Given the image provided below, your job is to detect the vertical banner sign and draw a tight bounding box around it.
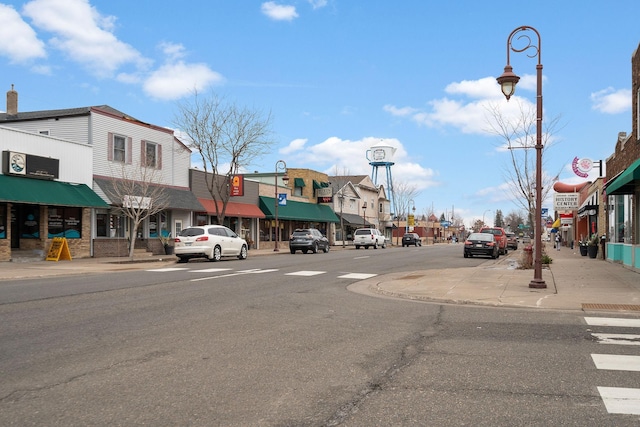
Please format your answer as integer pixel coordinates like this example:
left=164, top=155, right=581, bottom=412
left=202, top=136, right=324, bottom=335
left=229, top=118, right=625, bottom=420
left=230, top=175, right=244, bottom=196
left=278, top=194, right=287, bottom=206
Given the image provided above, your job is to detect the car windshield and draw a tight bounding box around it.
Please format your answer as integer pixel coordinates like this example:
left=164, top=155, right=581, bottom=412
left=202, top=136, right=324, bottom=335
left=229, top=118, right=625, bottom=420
left=292, top=230, right=311, bottom=236
left=355, top=229, right=372, bottom=235
left=483, top=229, right=500, bottom=235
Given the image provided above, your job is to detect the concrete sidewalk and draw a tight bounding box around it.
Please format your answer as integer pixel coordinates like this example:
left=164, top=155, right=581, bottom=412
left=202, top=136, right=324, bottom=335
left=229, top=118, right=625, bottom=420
left=2, top=243, right=639, bottom=313
left=352, top=243, right=640, bottom=312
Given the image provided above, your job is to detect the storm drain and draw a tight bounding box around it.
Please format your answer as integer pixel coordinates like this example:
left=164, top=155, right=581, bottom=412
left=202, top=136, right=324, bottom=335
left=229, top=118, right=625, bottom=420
left=582, top=303, right=640, bottom=311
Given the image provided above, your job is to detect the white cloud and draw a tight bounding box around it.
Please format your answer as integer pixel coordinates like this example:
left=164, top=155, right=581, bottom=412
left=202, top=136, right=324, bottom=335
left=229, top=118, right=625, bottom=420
left=383, top=104, right=418, bottom=117
left=23, top=0, right=148, bottom=77
left=308, top=0, right=327, bottom=9
left=590, top=87, right=631, bottom=114
left=143, top=61, right=224, bottom=100
left=0, top=4, right=46, bottom=63
left=444, top=76, right=503, bottom=99
left=279, top=138, right=307, bottom=155
left=261, top=2, right=298, bottom=21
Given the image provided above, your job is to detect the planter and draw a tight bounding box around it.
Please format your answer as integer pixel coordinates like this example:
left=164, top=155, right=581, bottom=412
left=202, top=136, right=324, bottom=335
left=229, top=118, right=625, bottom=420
left=164, top=244, right=174, bottom=255
left=587, top=245, right=598, bottom=259
left=579, top=245, right=588, bottom=256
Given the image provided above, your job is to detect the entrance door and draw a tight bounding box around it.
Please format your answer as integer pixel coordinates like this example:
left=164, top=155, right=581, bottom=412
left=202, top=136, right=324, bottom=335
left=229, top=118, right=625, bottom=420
left=10, top=205, right=19, bottom=249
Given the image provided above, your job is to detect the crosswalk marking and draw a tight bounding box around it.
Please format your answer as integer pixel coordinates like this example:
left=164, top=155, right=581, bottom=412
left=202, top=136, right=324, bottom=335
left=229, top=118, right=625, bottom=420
left=591, top=354, right=640, bottom=371
left=338, top=273, right=377, bottom=280
left=585, top=317, right=640, bottom=328
left=189, top=268, right=232, bottom=273
left=285, top=271, right=326, bottom=276
left=591, top=333, right=640, bottom=346
left=597, top=387, right=640, bottom=415
left=146, top=267, right=190, bottom=272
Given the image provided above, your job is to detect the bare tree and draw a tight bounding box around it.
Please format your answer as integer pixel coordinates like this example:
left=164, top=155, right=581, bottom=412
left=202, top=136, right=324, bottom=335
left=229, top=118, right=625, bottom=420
left=484, top=101, right=563, bottom=228
left=105, top=163, right=170, bottom=260
left=393, top=180, right=421, bottom=220
left=173, top=91, right=275, bottom=224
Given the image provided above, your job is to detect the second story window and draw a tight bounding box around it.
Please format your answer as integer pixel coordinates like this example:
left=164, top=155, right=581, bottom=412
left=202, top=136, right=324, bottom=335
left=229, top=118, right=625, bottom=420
left=145, top=142, right=157, bottom=167
left=113, top=135, right=126, bottom=162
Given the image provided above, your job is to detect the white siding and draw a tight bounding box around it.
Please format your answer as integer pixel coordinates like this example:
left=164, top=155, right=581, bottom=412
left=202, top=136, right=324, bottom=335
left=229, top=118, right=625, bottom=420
left=91, top=112, right=190, bottom=187
left=2, top=115, right=90, bottom=143
left=0, top=125, right=93, bottom=184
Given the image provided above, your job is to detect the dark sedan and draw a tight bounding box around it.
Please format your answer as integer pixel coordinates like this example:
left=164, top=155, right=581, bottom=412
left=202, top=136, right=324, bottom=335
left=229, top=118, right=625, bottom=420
left=402, top=233, right=422, bottom=247
left=289, top=228, right=330, bottom=254
left=463, top=232, right=499, bottom=259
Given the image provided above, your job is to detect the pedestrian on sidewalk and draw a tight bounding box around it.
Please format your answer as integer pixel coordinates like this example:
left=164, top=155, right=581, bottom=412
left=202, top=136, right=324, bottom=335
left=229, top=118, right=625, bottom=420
left=555, top=234, right=561, bottom=251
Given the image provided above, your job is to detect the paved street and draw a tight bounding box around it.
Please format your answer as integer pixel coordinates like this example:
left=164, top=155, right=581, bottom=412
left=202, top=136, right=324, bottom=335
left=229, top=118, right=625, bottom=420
left=1, top=244, right=639, bottom=425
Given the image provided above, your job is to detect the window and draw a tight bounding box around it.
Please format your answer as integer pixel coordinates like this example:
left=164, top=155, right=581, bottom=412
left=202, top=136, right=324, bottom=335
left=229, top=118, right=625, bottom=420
left=48, top=207, right=82, bottom=239
left=113, top=135, right=126, bottom=162
left=140, top=140, right=162, bottom=169
left=21, top=205, right=40, bottom=238
left=144, top=141, right=158, bottom=168
left=38, top=129, right=49, bottom=135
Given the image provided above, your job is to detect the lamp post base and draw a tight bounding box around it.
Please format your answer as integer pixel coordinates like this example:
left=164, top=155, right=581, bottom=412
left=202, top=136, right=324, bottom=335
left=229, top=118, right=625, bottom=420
left=529, top=279, right=547, bottom=289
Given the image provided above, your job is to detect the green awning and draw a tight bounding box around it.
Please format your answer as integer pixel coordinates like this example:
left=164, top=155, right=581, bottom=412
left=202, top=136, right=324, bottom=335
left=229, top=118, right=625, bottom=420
left=294, top=178, right=305, bottom=187
left=0, top=175, right=109, bottom=207
left=606, top=158, right=640, bottom=195
left=259, top=196, right=339, bottom=222
left=312, top=180, right=330, bottom=189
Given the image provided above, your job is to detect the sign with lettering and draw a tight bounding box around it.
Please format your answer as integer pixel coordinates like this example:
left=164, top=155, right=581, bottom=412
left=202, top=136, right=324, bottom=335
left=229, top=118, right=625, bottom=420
left=46, top=237, right=72, bottom=261
left=553, top=193, right=579, bottom=210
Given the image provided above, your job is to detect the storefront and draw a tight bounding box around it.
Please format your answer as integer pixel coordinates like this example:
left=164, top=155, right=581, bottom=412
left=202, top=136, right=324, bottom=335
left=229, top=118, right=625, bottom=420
left=196, top=199, right=265, bottom=249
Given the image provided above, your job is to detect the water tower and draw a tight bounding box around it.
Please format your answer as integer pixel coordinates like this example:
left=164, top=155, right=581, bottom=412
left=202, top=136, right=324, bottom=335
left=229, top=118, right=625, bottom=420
left=366, top=144, right=396, bottom=216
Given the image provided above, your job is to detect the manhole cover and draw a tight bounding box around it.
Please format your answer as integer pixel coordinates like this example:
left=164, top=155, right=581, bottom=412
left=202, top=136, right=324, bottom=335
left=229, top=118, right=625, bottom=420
left=582, top=303, right=640, bottom=311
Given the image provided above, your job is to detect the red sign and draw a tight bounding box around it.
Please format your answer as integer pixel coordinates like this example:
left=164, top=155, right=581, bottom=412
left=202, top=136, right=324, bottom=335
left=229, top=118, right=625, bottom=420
left=230, top=175, right=244, bottom=196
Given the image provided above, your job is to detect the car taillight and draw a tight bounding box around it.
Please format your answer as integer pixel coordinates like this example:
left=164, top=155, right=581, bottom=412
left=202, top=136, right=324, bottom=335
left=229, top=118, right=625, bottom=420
left=487, top=242, right=495, bottom=246
left=196, top=236, right=209, bottom=242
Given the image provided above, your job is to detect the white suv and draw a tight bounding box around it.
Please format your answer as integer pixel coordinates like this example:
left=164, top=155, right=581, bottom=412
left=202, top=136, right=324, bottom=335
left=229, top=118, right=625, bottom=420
left=353, top=228, right=386, bottom=249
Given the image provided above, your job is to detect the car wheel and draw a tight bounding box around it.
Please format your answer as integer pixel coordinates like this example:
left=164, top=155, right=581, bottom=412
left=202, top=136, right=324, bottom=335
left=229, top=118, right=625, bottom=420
left=355, top=245, right=360, bottom=249
left=373, top=241, right=378, bottom=249
left=210, top=245, right=222, bottom=262
left=238, top=245, right=248, bottom=260
left=323, top=245, right=329, bottom=253
left=302, top=249, right=308, bottom=254
left=177, top=256, right=188, bottom=263
left=312, top=243, right=318, bottom=254
left=492, top=252, right=497, bottom=259
left=382, top=242, right=386, bottom=248
left=464, top=252, right=468, bottom=258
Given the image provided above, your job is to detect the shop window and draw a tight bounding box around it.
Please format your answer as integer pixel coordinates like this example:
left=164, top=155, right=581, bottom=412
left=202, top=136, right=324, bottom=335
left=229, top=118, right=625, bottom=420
left=48, top=207, right=82, bottom=238
left=21, top=205, right=40, bottom=238
left=0, top=205, right=5, bottom=239
left=96, top=212, right=108, bottom=237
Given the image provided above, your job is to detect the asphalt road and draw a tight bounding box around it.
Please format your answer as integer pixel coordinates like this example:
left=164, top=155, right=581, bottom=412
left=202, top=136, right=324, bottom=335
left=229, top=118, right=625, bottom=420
left=1, top=244, right=638, bottom=426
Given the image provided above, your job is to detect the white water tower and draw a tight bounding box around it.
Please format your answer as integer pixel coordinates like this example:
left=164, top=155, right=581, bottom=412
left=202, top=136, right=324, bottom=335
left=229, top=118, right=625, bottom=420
left=366, top=145, right=396, bottom=216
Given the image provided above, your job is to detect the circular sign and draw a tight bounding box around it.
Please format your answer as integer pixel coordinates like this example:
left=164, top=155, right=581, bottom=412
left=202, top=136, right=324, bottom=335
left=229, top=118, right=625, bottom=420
left=572, top=157, right=593, bottom=178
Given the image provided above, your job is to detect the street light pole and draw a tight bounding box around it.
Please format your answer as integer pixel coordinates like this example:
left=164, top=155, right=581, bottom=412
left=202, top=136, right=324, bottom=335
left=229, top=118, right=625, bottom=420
left=482, top=209, right=492, bottom=228
left=497, top=26, right=546, bottom=289
left=362, top=202, right=367, bottom=228
left=338, top=191, right=345, bottom=248
left=274, top=160, right=288, bottom=252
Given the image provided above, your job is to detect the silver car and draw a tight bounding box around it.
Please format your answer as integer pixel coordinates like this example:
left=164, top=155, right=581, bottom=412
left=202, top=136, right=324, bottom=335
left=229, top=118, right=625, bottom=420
left=174, top=225, right=248, bottom=263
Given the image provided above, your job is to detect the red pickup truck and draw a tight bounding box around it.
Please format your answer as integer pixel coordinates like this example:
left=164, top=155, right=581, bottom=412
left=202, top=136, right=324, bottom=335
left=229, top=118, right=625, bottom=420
left=479, top=227, right=508, bottom=255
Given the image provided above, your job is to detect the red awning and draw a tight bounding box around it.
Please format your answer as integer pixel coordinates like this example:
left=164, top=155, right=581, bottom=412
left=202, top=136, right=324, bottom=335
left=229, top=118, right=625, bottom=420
left=198, top=198, right=265, bottom=218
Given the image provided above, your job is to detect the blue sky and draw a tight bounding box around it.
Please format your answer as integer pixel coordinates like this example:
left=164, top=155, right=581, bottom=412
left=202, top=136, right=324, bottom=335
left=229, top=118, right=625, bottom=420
left=1, top=0, right=638, bottom=227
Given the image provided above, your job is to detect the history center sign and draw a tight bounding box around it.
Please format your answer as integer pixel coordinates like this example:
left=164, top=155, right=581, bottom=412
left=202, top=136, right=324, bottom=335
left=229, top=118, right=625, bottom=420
left=553, top=193, right=579, bottom=210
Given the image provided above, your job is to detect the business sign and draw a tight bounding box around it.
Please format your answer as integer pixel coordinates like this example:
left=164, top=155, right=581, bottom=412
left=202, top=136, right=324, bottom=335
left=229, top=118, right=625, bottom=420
left=553, top=193, right=579, bottom=210
left=277, top=194, right=287, bottom=206
left=541, top=208, right=548, bottom=217
left=572, top=157, right=593, bottom=178
left=123, top=195, right=152, bottom=209
left=2, top=150, right=59, bottom=180
left=230, top=174, right=244, bottom=196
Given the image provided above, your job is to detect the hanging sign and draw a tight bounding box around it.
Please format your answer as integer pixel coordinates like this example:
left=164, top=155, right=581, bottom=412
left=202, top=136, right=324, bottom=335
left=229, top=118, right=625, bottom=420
left=46, top=237, right=72, bottom=261
left=572, top=157, right=593, bottom=178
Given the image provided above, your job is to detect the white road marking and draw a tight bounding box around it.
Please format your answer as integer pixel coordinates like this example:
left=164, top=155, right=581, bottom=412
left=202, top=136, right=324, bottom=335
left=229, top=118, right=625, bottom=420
left=286, top=271, right=326, bottom=276
left=190, top=269, right=278, bottom=282
left=146, top=267, right=190, bottom=272
left=189, top=268, right=232, bottom=273
left=353, top=256, right=370, bottom=259
left=592, top=354, right=640, bottom=371
left=585, top=317, right=640, bottom=328
left=597, top=387, right=640, bottom=415
left=591, top=333, right=640, bottom=346
left=338, top=273, right=377, bottom=280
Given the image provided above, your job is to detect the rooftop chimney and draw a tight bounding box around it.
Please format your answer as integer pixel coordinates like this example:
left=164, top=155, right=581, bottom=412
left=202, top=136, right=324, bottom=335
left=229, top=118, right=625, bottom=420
left=6, top=84, right=17, bottom=115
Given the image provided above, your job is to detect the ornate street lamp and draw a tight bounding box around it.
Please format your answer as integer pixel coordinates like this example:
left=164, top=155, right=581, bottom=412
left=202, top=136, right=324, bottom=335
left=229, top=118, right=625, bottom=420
left=338, top=191, right=346, bottom=248
left=274, top=160, right=288, bottom=252
left=497, top=26, right=546, bottom=289
left=362, top=202, right=367, bottom=228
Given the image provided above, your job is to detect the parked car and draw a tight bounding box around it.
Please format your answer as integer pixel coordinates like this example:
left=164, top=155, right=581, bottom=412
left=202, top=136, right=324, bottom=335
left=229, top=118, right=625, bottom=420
left=174, top=225, right=248, bottom=263
left=289, top=228, right=330, bottom=254
left=402, top=233, right=422, bottom=247
left=463, top=232, right=499, bottom=259
left=479, top=226, right=508, bottom=255
left=353, top=228, right=386, bottom=249
left=506, top=232, right=518, bottom=250
left=522, top=235, right=531, bottom=244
